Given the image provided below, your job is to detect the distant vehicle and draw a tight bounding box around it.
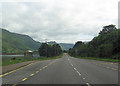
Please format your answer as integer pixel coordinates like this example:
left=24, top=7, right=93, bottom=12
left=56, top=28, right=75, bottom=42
left=24, top=50, right=33, bottom=57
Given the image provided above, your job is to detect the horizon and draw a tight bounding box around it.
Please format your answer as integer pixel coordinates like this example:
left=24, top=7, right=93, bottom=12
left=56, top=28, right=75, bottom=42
left=2, top=28, right=79, bottom=44
left=2, top=28, right=90, bottom=44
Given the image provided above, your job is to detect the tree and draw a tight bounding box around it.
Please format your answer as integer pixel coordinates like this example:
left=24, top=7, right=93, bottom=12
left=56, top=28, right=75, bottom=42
left=68, top=24, right=120, bottom=59
left=38, top=43, right=48, bottom=57
left=73, top=41, right=83, bottom=48
left=38, top=43, right=62, bottom=57
left=99, top=24, right=117, bottom=34
left=98, top=44, right=113, bottom=58
left=52, top=44, right=62, bottom=56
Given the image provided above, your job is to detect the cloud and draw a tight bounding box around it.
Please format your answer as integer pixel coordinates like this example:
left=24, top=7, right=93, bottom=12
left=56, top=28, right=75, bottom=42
left=1, top=0, right=119, bottom=43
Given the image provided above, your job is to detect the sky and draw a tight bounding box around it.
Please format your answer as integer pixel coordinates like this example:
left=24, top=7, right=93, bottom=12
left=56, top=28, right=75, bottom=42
left=0, top=0, right=119, bottom=43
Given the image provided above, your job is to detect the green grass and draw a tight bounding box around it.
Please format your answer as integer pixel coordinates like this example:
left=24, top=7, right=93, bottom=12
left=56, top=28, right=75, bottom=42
left=74, top=56, right=120, bottom=62
left=31, top=54, right=63, bottom=61
left=2, top=59, right=28, bottom=66
left=2, top=54, right=63, bottom=66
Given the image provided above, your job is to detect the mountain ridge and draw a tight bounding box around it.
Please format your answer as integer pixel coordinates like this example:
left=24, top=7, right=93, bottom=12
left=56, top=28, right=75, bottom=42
left=2, top=28, right=41, bottom=53
left=2, top=29, right=74, bottom=53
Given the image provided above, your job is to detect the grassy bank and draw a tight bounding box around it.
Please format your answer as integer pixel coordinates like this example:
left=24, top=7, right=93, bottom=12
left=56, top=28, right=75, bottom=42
left=74, top=56, right=120, bottom=62
left=2, top=54, right=63, bottom=66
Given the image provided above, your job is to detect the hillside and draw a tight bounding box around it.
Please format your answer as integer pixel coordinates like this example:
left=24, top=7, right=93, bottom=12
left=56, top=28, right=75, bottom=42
left=2, top=29, right=74, bottom=54
left=2, top=29, right=41, bottom=54
left=69, top=25, right=120, bottom=59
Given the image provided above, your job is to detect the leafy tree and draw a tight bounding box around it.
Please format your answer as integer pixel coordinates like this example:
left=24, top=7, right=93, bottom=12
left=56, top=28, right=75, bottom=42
left=99, top=24, right=117, bottom=34
left=98, top=44, right=113, bottom=58
left=52, top=44, right=62, bottom=56
left=38, top=43, right=48, bottom=57
left=69, top=24, right=120, bottom=59
left=73, top=41, right=83, bottom=48
left=38, top=43, right=62, bottom=57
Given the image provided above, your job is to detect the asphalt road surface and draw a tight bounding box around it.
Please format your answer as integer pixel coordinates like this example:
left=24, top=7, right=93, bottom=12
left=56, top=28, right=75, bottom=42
left=2, top=53, right=118, bottom=85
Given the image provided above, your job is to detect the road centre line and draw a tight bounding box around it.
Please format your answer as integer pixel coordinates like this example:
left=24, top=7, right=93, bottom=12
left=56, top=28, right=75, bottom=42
left=0, top=63, right=33, bottom=77
left=12, top=84, right=18, bottom=86
left=44, top=65, right=48, bottom=68
left=39, top=60, right=58, bottom=71
left=30, top=74, right=35, bottom=76
left=1, top=59, right=58, bottom=78
left=40, top=69, right=42, bottom=71
left=22, top=78, right=28, bottom=81
left=39, top=61, right=53, bottom=71
left=36, top=71, right=39, bottom=73
left=12, top=59, right=58, bottom=86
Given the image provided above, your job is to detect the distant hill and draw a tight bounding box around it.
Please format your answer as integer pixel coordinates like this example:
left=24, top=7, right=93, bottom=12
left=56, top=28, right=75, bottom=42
left=2, top=29, right=41, bottom=54
left=47, top=41, right=74, bottom=50
left=59, top=43, right=74, bottom=50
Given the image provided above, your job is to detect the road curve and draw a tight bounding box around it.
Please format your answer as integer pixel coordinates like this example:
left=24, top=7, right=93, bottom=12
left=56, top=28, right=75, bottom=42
left=2, top=53, right=118, bottom=85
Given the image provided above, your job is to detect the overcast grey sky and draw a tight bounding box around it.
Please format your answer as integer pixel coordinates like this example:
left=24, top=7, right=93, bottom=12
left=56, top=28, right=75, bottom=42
left=1, top=0, right=119, bottom=43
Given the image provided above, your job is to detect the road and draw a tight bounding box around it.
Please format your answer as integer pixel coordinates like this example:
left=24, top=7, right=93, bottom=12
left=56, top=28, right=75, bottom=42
left=2, top=53, right=119, bottom=85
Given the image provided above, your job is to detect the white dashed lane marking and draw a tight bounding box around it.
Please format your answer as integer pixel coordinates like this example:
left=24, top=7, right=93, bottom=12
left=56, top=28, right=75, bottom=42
left=83, top=78, right=85, bottom=79
left=74, top=68, right=77, bottom=71
left=71, top=64, right=73, bottom=66
left=68, top=57, right=91, bottom=86
left=76, top=71, right=81, bottom=76
left=86, top=82, right=91, bottom=86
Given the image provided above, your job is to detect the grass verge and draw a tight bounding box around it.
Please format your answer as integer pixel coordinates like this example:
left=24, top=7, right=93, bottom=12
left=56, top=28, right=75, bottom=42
left=2, top=53, right=63, bottom=66
left=74, top=56, right=120, bottom=62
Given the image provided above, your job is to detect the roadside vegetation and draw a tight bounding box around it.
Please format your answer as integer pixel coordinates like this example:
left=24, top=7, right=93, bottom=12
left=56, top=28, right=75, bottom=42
left=68, top=24, right=120, bottom=62
left=75, top=56, right=119, bottom=62
left=2, top=54, right=63, bottom=66
left=2, top=41, right=63, bottom=66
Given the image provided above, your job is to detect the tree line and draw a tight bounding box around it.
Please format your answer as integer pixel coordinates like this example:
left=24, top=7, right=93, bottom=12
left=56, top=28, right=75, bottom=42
left=38, top=43, right=62, bottom=57
left=68, top=24, right=120, bottom=59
